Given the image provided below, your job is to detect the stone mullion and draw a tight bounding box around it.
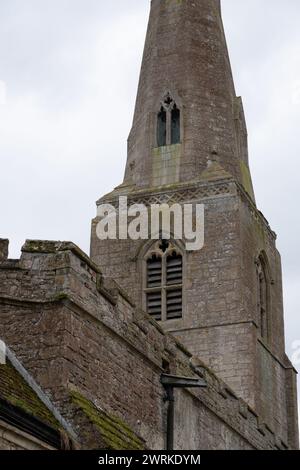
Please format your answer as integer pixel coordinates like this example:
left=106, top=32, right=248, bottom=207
left=166, top=108, right=172, bottom=146
left=161, top=254, right=167, bottom=322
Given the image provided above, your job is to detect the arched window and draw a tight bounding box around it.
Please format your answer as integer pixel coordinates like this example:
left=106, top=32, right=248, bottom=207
left=257, top=255, right=270, bottom=340
left=157, top=94, right=181, bottom=147
left=171, top=104, right=180, bottom=144
left=157, top=107, right=167, bottom=147
left=145, top=240, right=183, bottom=321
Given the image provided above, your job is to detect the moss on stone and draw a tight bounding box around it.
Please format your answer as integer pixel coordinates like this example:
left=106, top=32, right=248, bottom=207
left=7, top=396, right=57, bottom=429
left=240, top=161, right=255, bottom=201
left=0, top=362, right=59, bottom=429
left=22, top=240, right=59, bottom=254
left=54, top=293, right=69, bottom=301
left=254, top=218, right=266, bottom=243
left=70, top=390, right=144, bottom=450
left=166, top=0, right=182, bottom=5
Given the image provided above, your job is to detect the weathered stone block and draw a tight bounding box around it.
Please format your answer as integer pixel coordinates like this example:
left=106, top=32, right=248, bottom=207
left=0, top=239, right=9, bottom=262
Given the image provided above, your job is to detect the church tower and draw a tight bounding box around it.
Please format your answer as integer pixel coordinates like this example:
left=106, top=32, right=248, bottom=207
left=91, top=0, right=298, bottom=448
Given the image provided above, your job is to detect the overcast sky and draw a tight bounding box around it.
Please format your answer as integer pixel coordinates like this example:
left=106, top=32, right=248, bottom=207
left=0, top=0, right=299, bottom=407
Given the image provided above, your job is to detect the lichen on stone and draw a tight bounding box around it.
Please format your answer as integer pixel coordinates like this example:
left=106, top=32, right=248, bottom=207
left=240, top=161, right=255, bottom=201
left=0, top=361, right=59, bottom=429
left=70, top=390, right=145, bottom=450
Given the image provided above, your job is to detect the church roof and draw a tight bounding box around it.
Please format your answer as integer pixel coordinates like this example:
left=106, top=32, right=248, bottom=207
left=0, top=360, right=59, bottom=429
left=0, top=360, right=62, bottom=448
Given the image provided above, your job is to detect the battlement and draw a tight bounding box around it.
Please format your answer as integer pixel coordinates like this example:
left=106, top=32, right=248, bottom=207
left=0, top=239, right=9, bottom=262
left=0, top=239, right=134, bottom=315
left=0, top=239, right=293, bottom=449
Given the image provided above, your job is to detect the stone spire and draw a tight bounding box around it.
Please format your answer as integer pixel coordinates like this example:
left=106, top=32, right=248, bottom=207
left=123, top=0, right=254, bottom=200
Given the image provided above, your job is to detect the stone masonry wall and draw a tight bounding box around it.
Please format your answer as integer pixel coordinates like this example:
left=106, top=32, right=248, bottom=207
left=0, top=240, right=294, bottom=449
left=88, top=0, right=298, bottom=451
left=90, top=179, right=298, bottom=448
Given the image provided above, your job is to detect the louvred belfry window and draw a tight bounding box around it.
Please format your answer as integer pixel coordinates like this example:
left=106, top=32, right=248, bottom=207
left=166, top=252, right=183, bottom=319
left=146, top=255, right=162, bottom=320
left=145, top=241, right=183, bottom=321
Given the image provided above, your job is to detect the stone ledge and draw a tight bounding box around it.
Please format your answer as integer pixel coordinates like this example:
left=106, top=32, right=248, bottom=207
left=95, top=178, right=277, bottom=247
left=22, top=240, right=102, bottom=275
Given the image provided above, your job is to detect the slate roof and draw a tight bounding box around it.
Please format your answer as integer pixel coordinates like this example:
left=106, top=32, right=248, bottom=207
left=0, top=360, right=58, bottom=429
left=0, top=360, right=62, bottom=447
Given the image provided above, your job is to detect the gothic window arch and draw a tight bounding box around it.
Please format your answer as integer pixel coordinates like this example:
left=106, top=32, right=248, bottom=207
left=157, top=94, right=181, bottom=147
left=256, top=254, right=270, bottom=340
left=144, top=240, right=183, bottom=321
